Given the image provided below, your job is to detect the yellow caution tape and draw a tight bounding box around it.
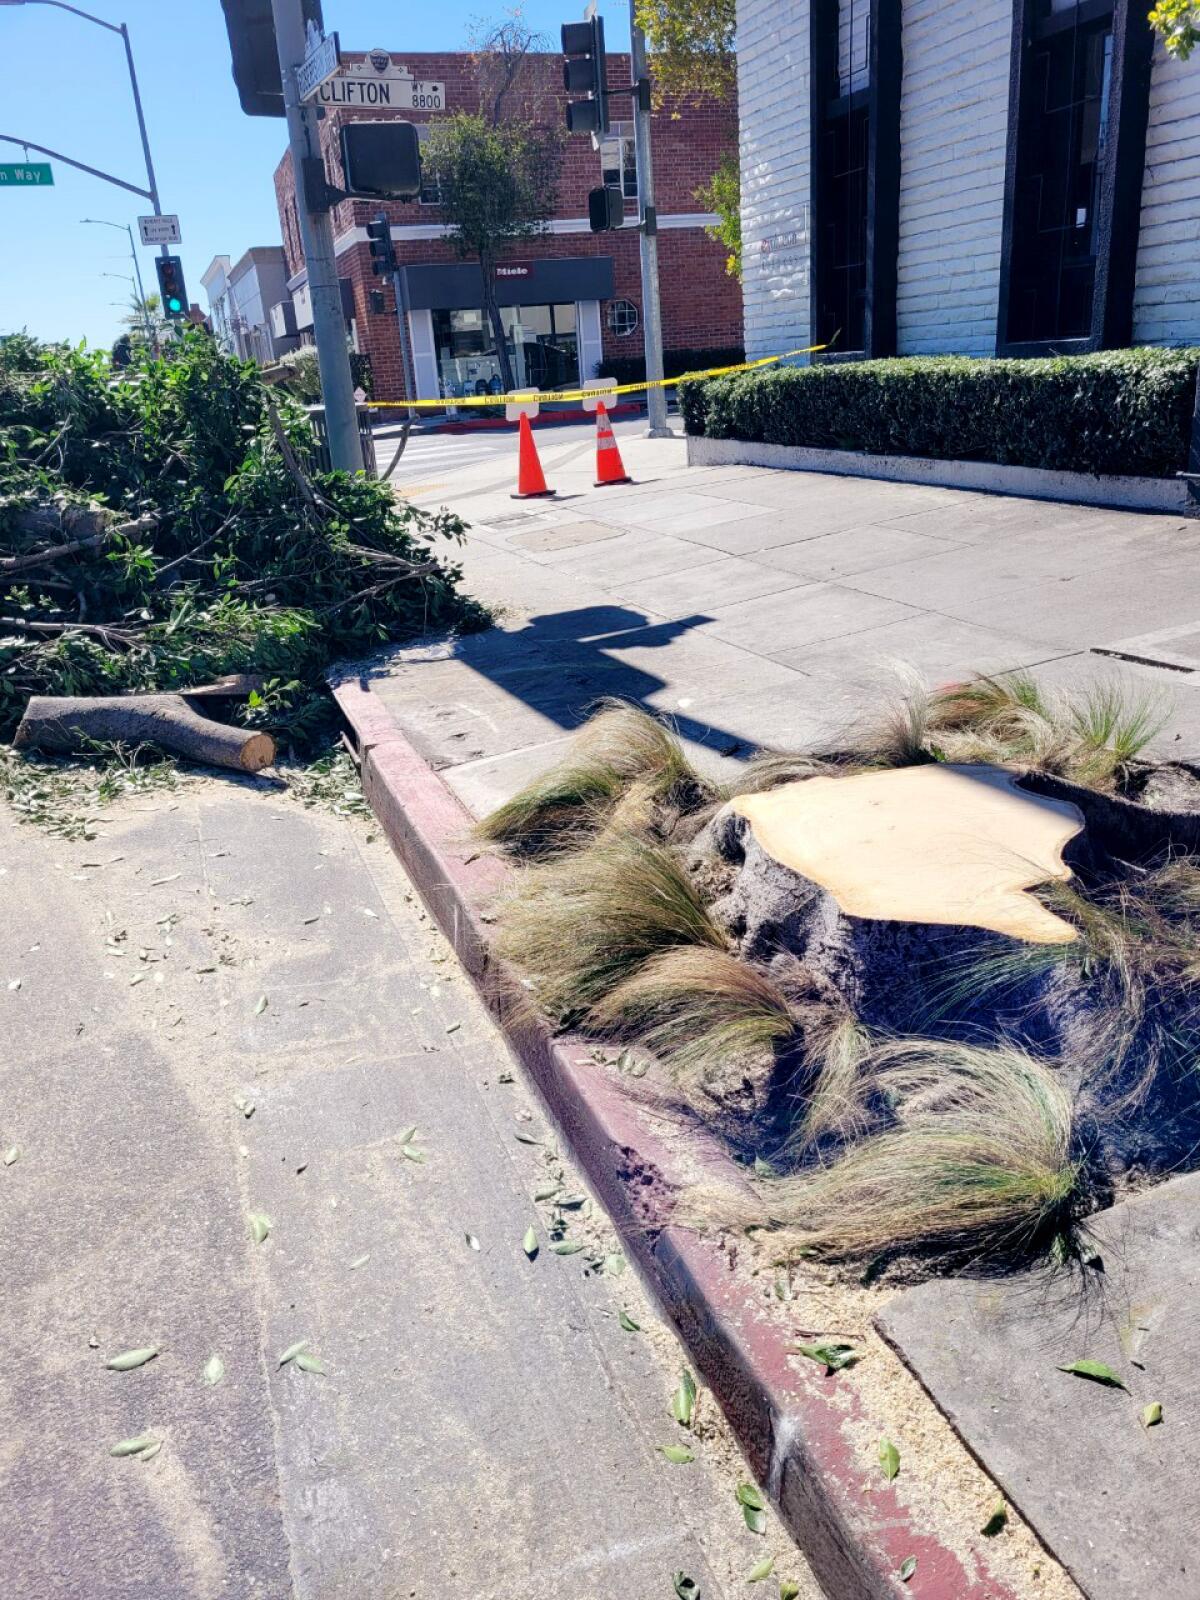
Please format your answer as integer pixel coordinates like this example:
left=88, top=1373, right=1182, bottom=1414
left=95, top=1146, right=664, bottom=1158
left=362, top=342, right=828, bottom=410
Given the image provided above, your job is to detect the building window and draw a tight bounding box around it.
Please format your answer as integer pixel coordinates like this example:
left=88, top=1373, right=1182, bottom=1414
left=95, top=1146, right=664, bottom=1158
left=599, top=123, right=638, bottom=200
left=432, top=303, right=579, bottom=395
left=809, top=0, right=901, bottom=358
left=998, top=0, right=1154, bottom=353
left=416, top=125, right=443, bottom=205
left=606, top=298, right=639, bottom=337
left=1007, top=1, right=1114, bottom=343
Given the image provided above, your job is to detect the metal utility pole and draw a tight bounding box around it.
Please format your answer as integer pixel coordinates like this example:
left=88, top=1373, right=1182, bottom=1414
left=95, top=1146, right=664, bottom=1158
left=0, top=4, right=168, bottom=255
left=628, top=2, right=671, bottom=438
left=269, top=0, right=363, bottom=473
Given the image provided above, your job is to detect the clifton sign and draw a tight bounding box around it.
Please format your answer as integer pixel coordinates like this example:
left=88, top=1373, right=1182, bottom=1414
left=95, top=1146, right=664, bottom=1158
left=317, top=50, right=445, bottom=111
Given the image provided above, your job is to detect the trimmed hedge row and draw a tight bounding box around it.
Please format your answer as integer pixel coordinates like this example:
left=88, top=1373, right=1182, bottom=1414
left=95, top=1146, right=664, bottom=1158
left=677, top=348, right=1200, bottom=480
left=597, top=345, right=745, bottom=387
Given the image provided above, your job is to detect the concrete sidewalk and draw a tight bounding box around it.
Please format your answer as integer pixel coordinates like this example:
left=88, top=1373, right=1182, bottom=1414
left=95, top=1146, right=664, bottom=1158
left=381, top=429, right=1200, bottom=817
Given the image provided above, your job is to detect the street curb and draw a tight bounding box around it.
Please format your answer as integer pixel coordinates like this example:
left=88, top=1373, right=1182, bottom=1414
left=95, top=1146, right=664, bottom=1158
left=333, top=676, right=1026, bottom=1600
left=374, top=401, right=644, bottom=436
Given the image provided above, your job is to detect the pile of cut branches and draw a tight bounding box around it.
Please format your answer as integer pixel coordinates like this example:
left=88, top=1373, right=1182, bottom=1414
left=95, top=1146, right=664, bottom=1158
left=0, top=331, right=486, bottom=752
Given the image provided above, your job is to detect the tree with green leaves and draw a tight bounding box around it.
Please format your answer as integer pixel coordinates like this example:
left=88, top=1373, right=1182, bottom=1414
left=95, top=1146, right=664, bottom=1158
left=695, top=150, right=741, bottom=280
left=1149, top=0, right=1200, bottom=58
left=423, top=113, right=561, bottom=392
left=635, top=0, right=736, bottom=103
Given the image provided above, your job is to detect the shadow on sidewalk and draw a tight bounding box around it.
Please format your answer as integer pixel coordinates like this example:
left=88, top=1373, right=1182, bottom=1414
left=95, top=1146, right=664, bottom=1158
left=360, top=604, right=761, bottom=763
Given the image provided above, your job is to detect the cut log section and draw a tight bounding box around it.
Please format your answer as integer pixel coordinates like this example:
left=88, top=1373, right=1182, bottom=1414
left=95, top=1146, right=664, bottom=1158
left=14, top=693, right=275, bottom=773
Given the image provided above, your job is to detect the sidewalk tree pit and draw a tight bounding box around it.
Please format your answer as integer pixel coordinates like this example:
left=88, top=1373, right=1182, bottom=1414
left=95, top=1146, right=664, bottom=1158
left=478, top=681, right=1200, bottom=1274
left=0, top=331, right=485, bottom=760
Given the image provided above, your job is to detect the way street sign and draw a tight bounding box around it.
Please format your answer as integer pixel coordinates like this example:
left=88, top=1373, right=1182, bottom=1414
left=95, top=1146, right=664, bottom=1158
left=296, top=28, right=341, bottom=102
left=138, top=214, right=181, bottom=245
left=0, top=163, right=53, bottom=187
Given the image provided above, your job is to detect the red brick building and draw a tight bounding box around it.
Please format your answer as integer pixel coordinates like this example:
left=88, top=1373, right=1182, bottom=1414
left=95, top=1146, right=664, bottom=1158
left=272, top=47, right=741, bottom=403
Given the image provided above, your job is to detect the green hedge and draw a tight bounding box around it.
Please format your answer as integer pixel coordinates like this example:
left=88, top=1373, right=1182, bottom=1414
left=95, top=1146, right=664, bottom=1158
left=597, top=345, right=745, bottom=387
left=678, top=348, right=1200, bottom=479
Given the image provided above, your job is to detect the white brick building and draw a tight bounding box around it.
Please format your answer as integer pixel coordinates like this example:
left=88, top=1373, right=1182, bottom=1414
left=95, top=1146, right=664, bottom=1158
left=738, top=0, right=1199, bottom=362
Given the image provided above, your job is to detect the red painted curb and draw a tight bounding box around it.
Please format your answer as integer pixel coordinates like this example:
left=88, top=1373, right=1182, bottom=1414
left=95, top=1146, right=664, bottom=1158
left=332, top=675, right=1026, bottom=1600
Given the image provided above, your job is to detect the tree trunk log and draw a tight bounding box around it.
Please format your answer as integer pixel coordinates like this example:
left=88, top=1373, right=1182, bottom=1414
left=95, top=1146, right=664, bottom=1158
left=14, top=694, right=275, bottom=773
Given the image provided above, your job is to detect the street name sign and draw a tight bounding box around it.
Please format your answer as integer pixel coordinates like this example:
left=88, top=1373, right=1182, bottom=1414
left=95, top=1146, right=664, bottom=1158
left=138, top=214, right=181, bottom=245
left=0, top=163, right=53, bottom=187
left=296, top=29, right=341, bottom=102
left=317, top=49, right=445, bottom=110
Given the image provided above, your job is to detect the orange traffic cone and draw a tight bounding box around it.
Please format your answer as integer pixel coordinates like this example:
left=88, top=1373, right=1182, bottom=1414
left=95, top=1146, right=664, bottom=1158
left=593, top=403, right=632, bottom=487
left=511, top=412, right=554, bottom=499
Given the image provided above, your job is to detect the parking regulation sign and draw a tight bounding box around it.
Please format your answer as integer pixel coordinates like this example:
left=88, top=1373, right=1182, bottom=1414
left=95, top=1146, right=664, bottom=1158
left=138, top=214, right=181, bottom=245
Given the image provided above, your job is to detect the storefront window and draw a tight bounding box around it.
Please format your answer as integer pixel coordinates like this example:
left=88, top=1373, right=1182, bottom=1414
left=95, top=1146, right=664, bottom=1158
left=432, top=303, right=579, bottom=396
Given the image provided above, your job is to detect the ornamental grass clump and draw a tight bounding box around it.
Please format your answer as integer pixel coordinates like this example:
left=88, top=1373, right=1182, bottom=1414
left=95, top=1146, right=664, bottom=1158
left=475, top=700, right=715, bottom=853
left=493, top=830, right=725, bottom=1020
left=740, top=1039, right=1084, bottom=1263
left=588, top=946, right=797, bottom=1086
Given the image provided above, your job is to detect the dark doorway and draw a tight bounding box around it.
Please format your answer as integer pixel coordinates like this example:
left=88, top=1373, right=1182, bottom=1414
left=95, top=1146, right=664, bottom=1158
left=815, top=90, right=870, bottom=353
left=1007, top=1, right=1115, bottom=344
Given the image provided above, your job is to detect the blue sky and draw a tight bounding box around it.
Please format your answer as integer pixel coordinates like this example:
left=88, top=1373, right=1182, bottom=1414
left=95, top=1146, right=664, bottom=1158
left=0, top=0, right=628, bottom=348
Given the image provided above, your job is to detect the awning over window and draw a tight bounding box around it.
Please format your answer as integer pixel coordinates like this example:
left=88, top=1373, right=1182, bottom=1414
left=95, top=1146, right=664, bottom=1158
left=397, top=256, right=614, bottom=311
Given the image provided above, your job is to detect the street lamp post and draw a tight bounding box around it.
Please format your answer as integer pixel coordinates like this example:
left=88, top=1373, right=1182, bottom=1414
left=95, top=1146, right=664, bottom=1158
left=81, top=216, right=155, bottom=348
left=0, top=2, right=167, bottom=255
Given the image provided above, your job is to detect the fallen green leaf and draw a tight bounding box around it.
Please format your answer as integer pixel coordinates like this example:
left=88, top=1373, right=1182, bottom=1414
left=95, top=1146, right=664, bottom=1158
left=3, top=1145, right=20, bottom=1166
left=253, top=994, right=268, bottom=1016
left=899, top=1556, right=917, bottom=1582
left=551, top=1240, right=583, bottom=1256
left=604, top=1251, right=626, bottom=1276
left=532, top=1183, right=561, bottom=1202
left=522, top=1226, right=538, bottom=1260
left=277, top=1340, right=309, bottom=1367
left=792, top=1341, right=859, bottom=1374
left=981, top=1497, right=1008, bottom=1537
left=233, top=1096, right=255, bottom=1119
left=107, top=1346, right=159, bottom=1372
left=401, top=1143, right=426, bottom=1163
left=203, top=1354, right=225, bottom=1386
left=752, top=1155, right=775, bottom=1178
left=672, top=1574, right=699, bottom=1600
left=619, top=1310, right=641, bottom=1333
left=671, top=1368, right=698, bottom=1428
left=879, top=1438, right=900, bottom=1481
left=466, top=1233, right=481, bottom=1251
left=742, top=1503, right=767, bottom=1535
left=348, top=1254, right=370, bottom=1271
left=746, top=1556, right=774, bottom=1582
left=1143, top=1402, right=1163, bottom=1427
left=779, top=1583, right=801, bottom=1600
left=1057, top=1359, right=1126, bottom=1389
left=109, top=1434, right=157, bottom=1457
left=556, top=1193, right=587, bottom=1209
left=294, top=1352, right=326, bottom=1374
left=514, top=1129, right=541, bottom=1145
left=397, top=1125, right=418, bottom=1145
left=248, top=1211, right=272, bottom=1244
left=736, top=1482, right=765, bottom=1511
left=138, top=1439, right=163, bottom=1461
left=659, top=1444, right=694, bottom=1463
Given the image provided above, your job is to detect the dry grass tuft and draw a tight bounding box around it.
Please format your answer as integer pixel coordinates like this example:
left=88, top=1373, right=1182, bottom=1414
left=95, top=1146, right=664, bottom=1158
left=721, top=1039, right=1082, bottom=1262
left=588, top=946, right=797, bottom=1084
left=493, top=830, right=725, bottom=1019
left=791, top=1013, right=876, bottom=1146
left=922, top=672, right=1168, bottom=789
left=475, top=700, right=713, bottom=851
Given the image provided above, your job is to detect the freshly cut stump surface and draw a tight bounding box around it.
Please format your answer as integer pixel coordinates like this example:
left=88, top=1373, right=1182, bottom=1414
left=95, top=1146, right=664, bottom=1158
left=731, top=763, right=1084, bottom=944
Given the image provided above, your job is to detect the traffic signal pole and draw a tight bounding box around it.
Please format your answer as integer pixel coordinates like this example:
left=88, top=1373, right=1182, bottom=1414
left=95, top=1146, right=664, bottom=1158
left=269, top=0, right=363, bottom=473
left=628, top=4, right=671, bottom=438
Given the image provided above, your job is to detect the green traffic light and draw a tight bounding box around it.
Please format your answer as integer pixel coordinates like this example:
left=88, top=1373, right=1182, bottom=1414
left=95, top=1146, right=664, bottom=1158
left=167, top=297, right=182, bottom=313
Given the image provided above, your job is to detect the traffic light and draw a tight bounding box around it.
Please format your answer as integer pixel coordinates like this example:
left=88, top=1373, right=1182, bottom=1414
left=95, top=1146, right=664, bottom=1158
left=220, top=0, right=324, bottom=118
left=588, top=185, right=624, bottom=233
left=155, top=255, right=188, bottom=319
left=366, top=215, right=396, bottom=277
left=561, top=15, right=608, bottom=136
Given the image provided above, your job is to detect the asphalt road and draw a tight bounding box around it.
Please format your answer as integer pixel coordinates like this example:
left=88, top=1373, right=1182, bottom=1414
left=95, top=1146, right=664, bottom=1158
left=0, top=769, right=819, bottom=1599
